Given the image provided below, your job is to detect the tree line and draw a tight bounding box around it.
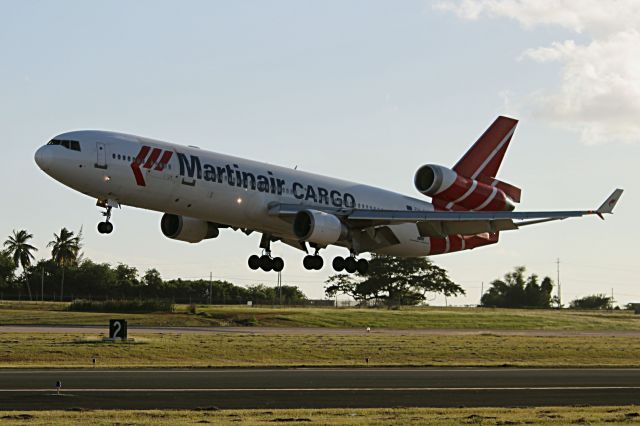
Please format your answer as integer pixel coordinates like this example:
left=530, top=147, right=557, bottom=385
left=480, top=266, right=619, bottom=310
left=1, top=228, right=621, bottom=309
left=1, top=228, right=306, bottom=304
left=323, top=257, right=621, bottom=310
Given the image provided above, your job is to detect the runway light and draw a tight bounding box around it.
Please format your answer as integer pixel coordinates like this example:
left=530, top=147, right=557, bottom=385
left=237, top=197, right=242, bottom=204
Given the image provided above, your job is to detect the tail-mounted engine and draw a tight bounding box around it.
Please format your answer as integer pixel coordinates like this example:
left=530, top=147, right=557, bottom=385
left=161, top=214, right=221, bottom=243
left=414, top=164, right=520, bottom=211
left=293, top=209, right=349, bottom=246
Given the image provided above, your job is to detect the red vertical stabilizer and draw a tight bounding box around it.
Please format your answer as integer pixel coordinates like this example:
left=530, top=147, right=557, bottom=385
left=453, top=116, right=518, bottom=180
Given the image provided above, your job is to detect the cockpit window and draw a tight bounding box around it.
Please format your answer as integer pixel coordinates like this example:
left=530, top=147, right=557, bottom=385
left=48, top=139, right=81, bottom=151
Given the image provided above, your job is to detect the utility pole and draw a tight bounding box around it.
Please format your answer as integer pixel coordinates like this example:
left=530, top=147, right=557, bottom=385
left=556, top=258, right=561, bottom=308
left=41, top=266, right=44, bottom=302
left=480, top=281, right=484, bottom=306
left=209, top=272, right=212, bottom=305
left=277, top=271, right=282, bottom=305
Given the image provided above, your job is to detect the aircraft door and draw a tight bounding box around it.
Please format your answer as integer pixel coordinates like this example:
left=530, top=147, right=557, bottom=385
left=95, top=142, right=107, bottom=169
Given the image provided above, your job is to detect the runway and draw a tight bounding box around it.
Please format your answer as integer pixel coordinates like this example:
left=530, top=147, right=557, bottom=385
left=1, top=368, right=639, bottom=409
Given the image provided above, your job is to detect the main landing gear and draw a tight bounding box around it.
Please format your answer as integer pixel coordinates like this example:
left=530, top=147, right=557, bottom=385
left=302, top=246, right=369, bottom=274
left=97, top=205, right=114, bottom=234
left=248, top=234, right=284, bottom=272
left=248, top=253, right=284, bottom=272
left=332, top=256, right=369, bottom=274
left=303, top=253, right=323, bottom=270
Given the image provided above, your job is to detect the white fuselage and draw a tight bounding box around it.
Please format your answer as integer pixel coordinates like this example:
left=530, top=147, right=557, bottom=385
left=35, top=130, right=435, bottom=256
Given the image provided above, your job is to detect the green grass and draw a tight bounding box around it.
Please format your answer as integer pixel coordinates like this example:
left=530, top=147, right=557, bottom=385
left=68, top=299, right=173, bottom=313
left=2, top=301, right=640, bottom=330
left=1, top=406, right=640, bottom=425
left=0, top=301, right=68, bottom=311
left=1, top=332, right=640, bottom=368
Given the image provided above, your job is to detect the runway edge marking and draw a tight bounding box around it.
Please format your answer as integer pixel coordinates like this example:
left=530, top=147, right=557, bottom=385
left=3, top=386, right=640, bottom=392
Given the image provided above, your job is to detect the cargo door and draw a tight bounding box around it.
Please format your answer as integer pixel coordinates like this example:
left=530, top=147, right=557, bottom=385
left=95, top=142, right=107, bottom=169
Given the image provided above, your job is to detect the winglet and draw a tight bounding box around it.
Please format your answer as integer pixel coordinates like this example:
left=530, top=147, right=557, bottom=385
left=596, top=189, right=624, bottom=216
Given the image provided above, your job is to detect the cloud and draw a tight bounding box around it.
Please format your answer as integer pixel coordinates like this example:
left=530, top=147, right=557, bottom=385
left=435, top=0, right=640, bottom=144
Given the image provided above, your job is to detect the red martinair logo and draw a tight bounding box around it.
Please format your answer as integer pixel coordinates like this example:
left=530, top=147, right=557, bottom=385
left=131, top=145, right=173, bottom=186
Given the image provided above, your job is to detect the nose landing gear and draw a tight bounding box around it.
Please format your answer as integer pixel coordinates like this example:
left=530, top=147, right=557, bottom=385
left=97, top=204, right=114, bottom=234
left=97, top=220, right=113, bottom=234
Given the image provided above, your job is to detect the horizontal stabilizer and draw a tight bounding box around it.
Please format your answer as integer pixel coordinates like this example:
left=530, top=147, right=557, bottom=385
left=476, top=175, right=521, bottom=203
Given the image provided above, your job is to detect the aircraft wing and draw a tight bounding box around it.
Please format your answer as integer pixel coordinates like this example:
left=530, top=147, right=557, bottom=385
left=269, top=189, right=623, bottom=239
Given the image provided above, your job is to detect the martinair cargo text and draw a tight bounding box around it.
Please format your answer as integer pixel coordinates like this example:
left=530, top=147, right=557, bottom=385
left=34, top=117, right=622, bottom=274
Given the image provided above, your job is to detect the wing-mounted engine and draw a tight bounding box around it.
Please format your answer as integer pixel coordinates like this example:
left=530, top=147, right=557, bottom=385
left=293, top=209, right=349, bottom=246
left=161, top=213, right=221, bottom=243
left=414, top=164, right=519, bottom=211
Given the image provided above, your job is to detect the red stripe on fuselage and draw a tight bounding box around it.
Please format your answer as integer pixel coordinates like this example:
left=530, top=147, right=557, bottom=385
left=155, top=150, right=173, bottom=171
left=143, top=148, right=162, bottom=169
left=429, top=234, right=495, bottom=256
left=448, top=235, right=463, bottom=252
left=459, top=185, right=492, bottom=209
left=464, top=232, right=499, bottom=249
left=131, top=145, right=151, bottom=186
left=482, top=191, right=509, bottom=211
left=429, top=237, right=447, bottom=255
left=435, top=175, right=470, bottom=200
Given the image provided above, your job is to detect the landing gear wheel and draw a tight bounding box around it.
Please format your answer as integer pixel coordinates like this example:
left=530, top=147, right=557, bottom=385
left=344, top=257, right=357, bottom=274
left=303, top=255, right=314, bottom=270
left=332, top=256, right=345, bottom=272
left=248, top=255, right=261, bottom=270
left=97, top=203, right=114, bottom=235
left=303, top=255, right=323, bottom=270
left=356, top=258, right=369, bottom=274
left=259, top=255, right=273, bottom=272
left=97, top=222, right=113, bottom=234
left=312, top=255, right=323, bottom=270
left=272, top=257, right=284, bottom=272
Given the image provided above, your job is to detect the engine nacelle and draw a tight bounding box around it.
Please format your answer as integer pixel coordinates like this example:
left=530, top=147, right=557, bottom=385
left=160, top=214, right=220, bottom=243
left=293, top=209, right=348, bottom=246
left=414, top=164, right=459, bottom=196
left=414, top=164, right=516, bottom=211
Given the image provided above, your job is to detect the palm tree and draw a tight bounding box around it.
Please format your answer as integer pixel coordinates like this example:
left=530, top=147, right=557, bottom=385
left=3, top=230, right=38, bottom=300
left=48, top=227, right=82, bottom=301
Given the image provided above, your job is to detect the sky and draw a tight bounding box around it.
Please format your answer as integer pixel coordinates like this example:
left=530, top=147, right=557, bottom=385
left=1, top=0, right=638, bottom=306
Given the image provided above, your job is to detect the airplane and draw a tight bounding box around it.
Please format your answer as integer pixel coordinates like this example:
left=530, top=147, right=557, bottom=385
left=34, top=116, right=622, bottom=274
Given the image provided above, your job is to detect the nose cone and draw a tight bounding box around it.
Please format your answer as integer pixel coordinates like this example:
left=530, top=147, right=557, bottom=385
left=34, top=146, right=52, bottom=171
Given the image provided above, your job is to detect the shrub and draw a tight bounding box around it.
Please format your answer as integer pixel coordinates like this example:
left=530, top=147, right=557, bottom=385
left=68, top=299, right=174, bottom=313
left=234, top=315, right=258, bottom=326
left=569, top=294, right=613, bottom=310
